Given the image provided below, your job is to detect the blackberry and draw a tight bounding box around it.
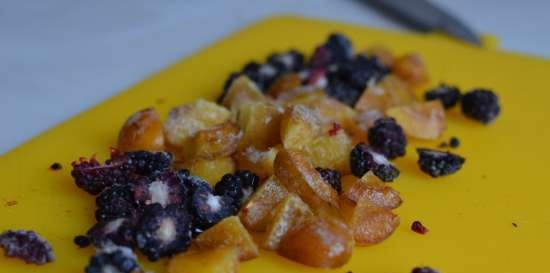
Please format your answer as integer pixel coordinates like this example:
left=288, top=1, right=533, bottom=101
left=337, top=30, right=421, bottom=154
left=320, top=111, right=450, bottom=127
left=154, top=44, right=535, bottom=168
left=368, top=117, right=407, bottom=159
left=329, top=55, right=388, bottom=91
left=132, top=171, right=188, bottom=208
left=325, top=78, right=362, bottom=107
left=267, top=49, right=305, bottom=73
left=179, top=173, right=211, bottom=195
left=85, top=245, right=141, bottom=273
left=0, top=230, right=54, bottom=265
left=461, top=89, right=500, bottom=124
left=218, top=72, right=241, bottom=103
left=126, top=151, right=173, bottom=176
left=417, top=148, right=465, bottom=177
left=71, top=153, right=133, bottom=195
left=214, top=170, right=259, bottom=206
left=412, top=267, right=439, bottom=273
left=315, top=167, right=342, bottom=194
left=87, top=218, right=135, bottom=248
left=191, top=187, right=237, bottom=229
left=74, top=235, right=91, bottom=248
left=95, top=184, right=136, bottom=222
left=425, top=84, right=461, bottom=109
left=350, top=143, right=400, bottom=182
left=241, top=61, right=274, bottom=91
left=135, top=204, right=193, bottom=261
left=324, top=33, right=353, bottom=64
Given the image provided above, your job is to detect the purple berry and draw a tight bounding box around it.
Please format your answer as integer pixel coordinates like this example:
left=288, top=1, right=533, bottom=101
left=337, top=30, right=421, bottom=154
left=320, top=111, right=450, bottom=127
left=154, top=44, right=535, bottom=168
left=0, top=230, right=54, bottom=265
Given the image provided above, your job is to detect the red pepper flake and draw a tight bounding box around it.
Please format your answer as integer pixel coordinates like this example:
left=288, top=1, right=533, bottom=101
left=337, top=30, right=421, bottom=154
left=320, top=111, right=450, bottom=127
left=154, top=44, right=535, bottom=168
left=306, top=68, right=326, bottom=86
left=5, top=200, right=17, bottom=207
left=49, top=162, right=62, bottom=171
left=328, top=123, right=342, bottom=136
left=411, top=220, right=429, bottom=234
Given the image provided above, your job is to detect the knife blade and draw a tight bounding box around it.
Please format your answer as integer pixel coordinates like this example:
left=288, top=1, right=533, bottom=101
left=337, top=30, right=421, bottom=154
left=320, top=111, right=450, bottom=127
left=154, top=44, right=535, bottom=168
left=357, top=0, right=482, bottom=46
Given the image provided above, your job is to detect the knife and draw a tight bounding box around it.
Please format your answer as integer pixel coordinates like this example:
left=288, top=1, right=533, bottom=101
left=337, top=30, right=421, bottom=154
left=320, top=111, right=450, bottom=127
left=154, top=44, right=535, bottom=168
left=357, top=0, right=482, bottom=46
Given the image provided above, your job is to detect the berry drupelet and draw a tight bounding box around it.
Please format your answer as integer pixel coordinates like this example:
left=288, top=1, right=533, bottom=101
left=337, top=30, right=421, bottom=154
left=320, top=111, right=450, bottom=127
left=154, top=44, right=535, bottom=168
left=425, top=84, right=461, bottom=109
left=417, top=148, right=465, bottom=177
left=135, top=204, right=193, bottom=261
left=412, top=267, right=440, bottom=273
left=214, top=170, right=259, bottom=206
left=0, top=230, right=54, bottom=265
left=315, top=167, right=342, bottom=194
left=350, top=143, right=400, bottom=182
left=461, top=89, right=500, bottom=124
left=85, top=245, right=141, bottom=273
left=368, top=117, right=407, bottom=159
left=74, top=235, right=91, bottom=248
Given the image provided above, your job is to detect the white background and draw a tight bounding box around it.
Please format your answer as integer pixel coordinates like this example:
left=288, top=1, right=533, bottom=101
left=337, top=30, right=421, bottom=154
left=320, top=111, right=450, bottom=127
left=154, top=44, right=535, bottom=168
left=1, top=0, right=549, bottom=154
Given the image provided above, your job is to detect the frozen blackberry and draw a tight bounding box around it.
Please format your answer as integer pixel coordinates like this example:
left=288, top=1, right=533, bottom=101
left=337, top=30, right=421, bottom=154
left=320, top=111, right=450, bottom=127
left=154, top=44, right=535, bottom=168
left=325, top=33, right=353, bottom=64
left=191, top=187, right=237, bottom=229
left=417, top=148, right=465, bottom=177
left=241, top=61, right=274, bottom=91
left=132, top=171, right=188, bottom=208
left=135, top=204, right=192, bottom=261
left=267, top=49, right=305, bottom=73
left=214, top=170, right=259, bottom=206
left=179, top=173, right=211, bottom=195
left=412, top=267, right=439, bottom=273
left=0, top=230, right=54, bottom=265
left=315, top=167, right=342, bottom=194
left=461, top=89, right=500, bottom=124
left=95, top=184, right=136, bottom=222
left=126, top=151, right=173, bottom=176
left=71, top=153, right=133, bottom=195
left=74, top=235, right=91, bottom=248
left=325, top=78, right=362, bottom=106
left=329, top=55, right=389, bottom=91
left=88, top=218, right=135, bottom=248
left=85, top=245, right=141, bottom=273
left=425, top=84, right=461, bottom=109
left=350, top=143, right=400, bottom=182
left=368, top=117, right=407, bottom=159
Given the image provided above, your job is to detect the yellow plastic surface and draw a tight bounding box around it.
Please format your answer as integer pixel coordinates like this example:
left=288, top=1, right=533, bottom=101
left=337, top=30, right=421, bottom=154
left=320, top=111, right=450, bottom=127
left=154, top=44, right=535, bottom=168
left=1, top=15, right=549, bottom=273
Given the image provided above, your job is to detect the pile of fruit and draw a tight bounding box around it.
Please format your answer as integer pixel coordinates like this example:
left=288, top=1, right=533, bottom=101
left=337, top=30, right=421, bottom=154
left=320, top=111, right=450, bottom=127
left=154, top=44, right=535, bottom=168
left=0, top=33, right=500, bottom=273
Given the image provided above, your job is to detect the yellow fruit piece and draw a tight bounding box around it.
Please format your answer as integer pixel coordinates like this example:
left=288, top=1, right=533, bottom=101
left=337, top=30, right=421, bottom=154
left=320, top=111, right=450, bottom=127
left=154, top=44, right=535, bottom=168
left=263, top=194, right=313, bottom=250
left=195, top=216, right=259, bottom=261
left=393, top=53, right=429, bottom=87
left=306, top=130, right=353, bottom=173
left=190, top=122, right=242, bottom=160
left=340, top=199, right=400, bottom=246
left=185, top=156, right=236, bottom=186
left=280, top=104, right=321, bottom=150
left=240, top=176, right=288, bottom=231
left=365, top=45, right=395, bottom=67
left=386, top=100, right=445, bottom=140
left=236, top=101, right=283, bottom=150
left=222, top=75, right=267, bottom=112
left=164, top=99, right=230, bottom=157
left=278, top=216, right=354, bottom=268
left=274, top=149, right=338, bottom=209
left=267, top=73, right=302, bottom=99
left=168, top=246, right=240, bottom=273
left=286, top=90, right=355, bottom=125
left=341, top=173, right=402, bottom=209
left=118, top=108, right=164, bottom=152
left=234, top=146, right=278, bottom=180
left=354, top=75, right=416, bottom=112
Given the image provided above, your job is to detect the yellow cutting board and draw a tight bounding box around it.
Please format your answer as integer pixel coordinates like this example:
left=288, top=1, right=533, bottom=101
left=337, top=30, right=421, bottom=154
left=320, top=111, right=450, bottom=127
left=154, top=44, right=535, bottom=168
left=1, top=15, right=549, bottom=273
